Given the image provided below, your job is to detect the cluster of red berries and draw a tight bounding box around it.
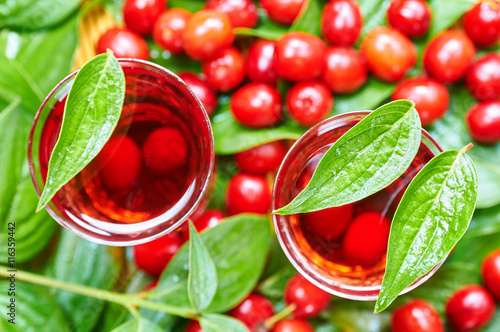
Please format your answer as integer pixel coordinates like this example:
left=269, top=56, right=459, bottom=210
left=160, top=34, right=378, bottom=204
left=391, top=248, right=500, bottom=332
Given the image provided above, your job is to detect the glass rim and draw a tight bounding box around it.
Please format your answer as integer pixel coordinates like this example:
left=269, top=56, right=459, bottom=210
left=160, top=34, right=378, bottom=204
left=272, top=111, right=446, bottom=301
left=28, top=58, right=215, bottom=246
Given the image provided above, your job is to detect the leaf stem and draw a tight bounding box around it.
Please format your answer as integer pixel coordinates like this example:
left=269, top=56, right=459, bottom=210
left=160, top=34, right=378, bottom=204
left=460, top=143, right=474, bottom=154
left=0, top=266, right=195, bottom=319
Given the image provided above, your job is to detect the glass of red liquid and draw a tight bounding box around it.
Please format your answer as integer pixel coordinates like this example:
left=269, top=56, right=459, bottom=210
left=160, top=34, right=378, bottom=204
left=29, top=59, right=215, bottom=246
left=273, top=112, right=445, bottom=300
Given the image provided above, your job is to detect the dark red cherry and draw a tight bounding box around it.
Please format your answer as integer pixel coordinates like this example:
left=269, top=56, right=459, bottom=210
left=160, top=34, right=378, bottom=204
left=97, top=135, right=142, bottom=191
left=185, top=321, right=202, bottom=332
left=321, top=0, right=363, bottom=46
left=178, top=72, right=218, bottom=116
left=482, top=248, right=500, bottom=301
left=286, top=81, right=334, bottom=127
left=96, top=28, right=149, bottom=60
left=234, top=141, right=288, bottom=174
left=225, top=173, right=271, bottom=215
left=228, top=293, right=275, bottom=331
left=202, top=47, right=246, bottom=92
left=123, top=0, right=165, bottom=35
left=387, top=0, right=432, bottom=38
left=133, top=232, right=183, bottom=277
left=465, top=53, right=500, bottom=101
left=246, top=39, right=278, bottom=85
left=322, top=46, right=368, bottom=94
left=465, top=100, right=500, bottom=144
left=142, top=127, right=188, bottom=176
left=463, top=0, right=500, bottom=48
left=302, top=204, right=354, bottom=240
left=284, top=273, right=332, bottom=318
left=391, top=299, right=444, bottom=332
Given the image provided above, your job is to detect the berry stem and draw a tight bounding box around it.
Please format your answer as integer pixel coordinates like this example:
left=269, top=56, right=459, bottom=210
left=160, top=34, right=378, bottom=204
left=459, top=142, right=474, bottom=154
left=0, top=265, right=195, bottom=318
left=263, top=303, right=296, bottom=329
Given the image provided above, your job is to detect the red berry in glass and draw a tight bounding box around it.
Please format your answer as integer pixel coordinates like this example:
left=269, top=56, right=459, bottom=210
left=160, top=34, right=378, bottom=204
left=322, top=46, right=368, bottom=94
left=274, top=32, right=327, bottom=82
left=260, top=0, right=306, bottom=25
left=392, top=77, right=450, bottom=126
left=423, top=30, right=476, bottom=84
left=182, top=10, right=234, bottom=61
left=225, top=173, right=271, bottom=215
left=463, top=0, right=500, bottom=48
left=482, top=248, right=500, bottom=301
left=202, top=47, right=246, bottom=92
left=286, top=81, right=334, bottom=127
left=204, top=0, right=259, bottom=28
left=96, top=28, right=149, bottom=60
left=284, top=273, right=331, bottom=318
left=302, top=205, right=354, bottom=241
left=361, top=26, right=417, bottom=83
left=153, top=8, right=191, bottom=54
left=387, top=0, right=432, bottom=38
left=272, top=318, right=315, bottom=332
left=391, top=299, right=444, bottom=332
left=185, top=321, right=202, bottom=332
left=178, top=72, right=218, bottom=116
left=123, top=0, right=166, bottom=35
left=465, top=100, right=500, bottom=144
left=246, top=39, right=278, bottom=85
left=465, top=53, right=500, bottom=101
left=38, top=63, right=212, bottom=235
left=133, top=232, right=183, bottom=277
left=235, top=141, right=288, bottom=174
left=230, top=83, right=283, bottom=128
left=228, top=293, right=275, bottom=331
left=321, top=0, right=363, bottom=46
left=445, top=284, right=496, bottom=332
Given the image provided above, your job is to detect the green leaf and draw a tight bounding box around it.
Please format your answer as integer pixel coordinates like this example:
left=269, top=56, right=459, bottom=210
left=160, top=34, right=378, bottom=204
left=0, top=14, right=79, bottom=114
left=111, top=318, right=164, bottom=332
left=428, top=0, right=474, bottom=37
left=207, top=156, right=238, bottom=210
left=257, top=267, right=295, bottom=299
left=188, top=222, right=218, bottom=312
left=212, top=98, right=304, bottom=154
left=0, top=282, right=70, bottom=332
left=234, top=10, right=288, bottom=40
left=357, top=0, right=391, bottom=37
left=275, top=100, right=421, bottom=214
left=375, top=148, right=478, bottom=313
left=169, top=0, right=204, bottom=12
left=322, top=300, right=391, bottom=332
left=44, top=230, right=122, bottom=332
left=199, top=314, right=250, bottom=332
left=289, top=0, right=323, bottom=36
left=464, top=204, right=500, bottom=239
left=37, top=52, right=125, bottom=211
left=0, top=0, right=81, bottom=30
left=100, top=0, right=124, bottom=23
left=333, top=77, right=395, bottom=115
left=146, top=215, right=271, bottom=313
left=148, top=40, right=201, bottom=73
left=427, top=86, right=500, bottom=209
left=0, top=100, right=56, bottom=263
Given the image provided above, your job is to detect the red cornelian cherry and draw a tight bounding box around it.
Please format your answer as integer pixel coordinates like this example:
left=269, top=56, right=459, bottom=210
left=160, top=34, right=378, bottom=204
left=302, top=204, right=354, bottom=240
left=182, top=10, right=234, bottom=61
left=96, top=28, right=149, bottom=60
left=391, top=299, right=444, bottom=332
left=391, top=77, right=450, bottom=126
left=260, top=0, right=305, bottom=25
left=482, top=248, right=500, bottom=300
left=463, top=0, right=500, bottom=48
left=185, top=321, right=202, bottom=332
left=133, top=232, right=183, bottom=277
left=284, top=274, right=331, bottom=318
left=322, top=46, right=368, bottom=94
left=274, top=32, right=327, bottom=82
left=246, top=39, right=278, bottom=85
left=97, top=135, right=142, bottom=191
left=230, top=83, right=283, bottom=128
left=202, top=47, right=246, bottom=92
left=178, top=72, right=218, bottom=116
left=286, top=82, right=334, bottom=127
left=465, top=53, right=500, bottom=101
left=228, top=293, right=275, bottom=331
left=423, top=30, right=476, bottom=84
left=192, top=209, right=225, bottom=232
left=152, top=9, right=191, bottom=54
left=142, top=280, right=158, bottom=292
left=142, top=127, right=188, bottom=176
left=321, top=0, right=363, bottom=46
left=234, top=141, right=288, bottom=174
left=361, top=26, right=417, bottom=83
left=387, top=0, right=432, bottom=38
left=272, top=318, right=315, bottom=332
left=123, top=0, right=165, bottom=35
left=204, top=0, right=259, bottom=28
left=465, top=100, right=500, bottom=144
left=342, top=212, right=391, bottom=267
left=225, top=173, right=271, bottom=215
left=445, top=284, right=496, bottom=332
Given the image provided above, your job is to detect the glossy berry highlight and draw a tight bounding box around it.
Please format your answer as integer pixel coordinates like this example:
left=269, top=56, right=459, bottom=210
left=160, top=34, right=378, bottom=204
left=482, top=248, right=500, bottom=301
left=391, top=299, right=444, bottom=332
left=123, top=0, right=165, bottom=35
left=133, top=232, right=183, bottom=277
left=465, top=53, right=500, bottom=101
left=463, top=0, right=500, bottom=48
left=284, top=273, right=331, bottom=318
left=235, top=141, right=288, bottom=174
left=96, top=28, right=149, bottom=60
left=228, top=293, right=275, bottom=331
left=204, top=0, right=259, bottom=28
left=322, top=46, right=368, bottom=94
left=246, top=39, right=278, bottom=85
left=465, top=100, right=500, bottom=144
left=225, top=173, right=271, bottom=215
left=202, top=47, right=246, bottom=92
left=260, top=0, right=306, bottom=25
left=321, top=0, right=363, bottom=46
left=286, top=81, right=334, bottom=127
left=387, top=0, right=432, bottom=38
left=153, top=9, right=191, bottom=55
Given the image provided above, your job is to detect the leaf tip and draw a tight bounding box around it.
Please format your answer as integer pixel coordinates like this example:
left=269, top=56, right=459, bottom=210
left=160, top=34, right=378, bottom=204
left=106, top=48, right=115, bottom=57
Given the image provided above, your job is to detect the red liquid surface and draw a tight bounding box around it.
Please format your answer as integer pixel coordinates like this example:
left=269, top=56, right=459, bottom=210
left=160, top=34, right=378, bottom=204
left=290, top=124, right=435, bottom=283
left=39, top=66, right=209, bottom=225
